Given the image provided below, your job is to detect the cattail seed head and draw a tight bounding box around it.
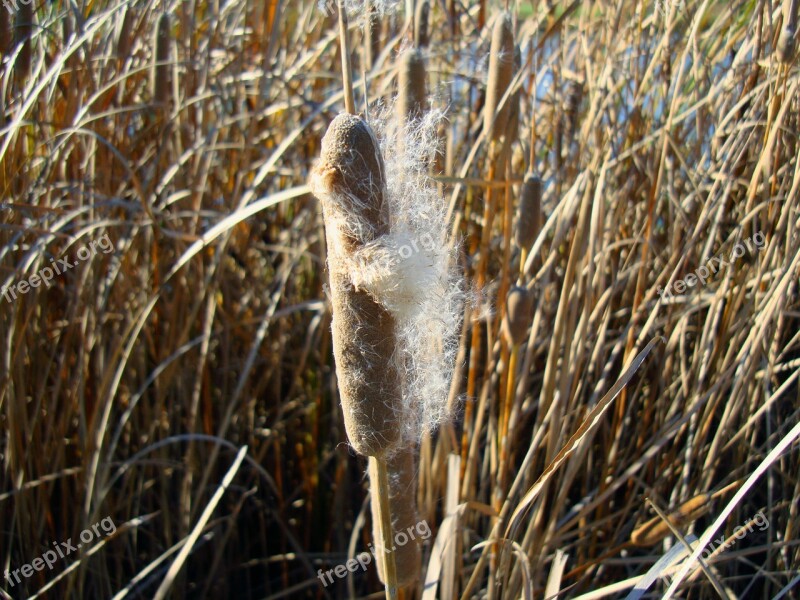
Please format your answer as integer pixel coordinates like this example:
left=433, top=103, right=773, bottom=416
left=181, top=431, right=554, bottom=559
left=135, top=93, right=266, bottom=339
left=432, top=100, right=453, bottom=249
left=370, top=447, right=422, bottom=587
left=310, top=113, right=404, bottom=457
left=414, top=0, right=430, bottom=47
left=484, top=12, right=515, bottom=146
left=117, top=7, right=134, bottom=61
left=0, top=4, right=10, bottom=56
left=777, top=0, right=798, bottom=63
left=631, top=494, right=710, bottom=547
left=502, top=286, right=534, bottom=345
left=152, top=13, right=171, bottom=107
left=14, top=0, right=32, bottom=86
left=397, top=49, right=427, bottom=122
left=515, top=174, right=543, bottom=252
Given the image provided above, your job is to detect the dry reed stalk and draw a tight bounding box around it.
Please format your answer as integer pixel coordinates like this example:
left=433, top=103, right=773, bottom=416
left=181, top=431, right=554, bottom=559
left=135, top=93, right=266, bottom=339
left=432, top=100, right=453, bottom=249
left=152, top=13, right=171, bottom=107
left=462, top=12, right=517, bottom=490
left=414, top=0, right=429, bottom=47
left=777, top=0, right=798, bottom=62
left=369, top=446, right=422, bottom=588
left=397, top=48, right=427, bottom=122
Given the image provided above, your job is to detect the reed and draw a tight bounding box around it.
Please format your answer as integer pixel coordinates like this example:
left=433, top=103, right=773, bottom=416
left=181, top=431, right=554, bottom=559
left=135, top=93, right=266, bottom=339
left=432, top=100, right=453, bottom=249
left=369, top=446, right=422, bottom=588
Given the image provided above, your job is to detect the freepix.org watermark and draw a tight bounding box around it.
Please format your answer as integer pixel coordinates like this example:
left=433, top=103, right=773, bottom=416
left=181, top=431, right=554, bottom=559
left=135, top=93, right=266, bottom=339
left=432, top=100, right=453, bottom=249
left=1, top=233, right=114, bottom=303
left=2, top=0, right=33, bottom=15
left=658, top=231, right=766, bottom=301
left=3, top=517, right=116, bottom=587
left=663, top=510, right=769, bottom=585
left=316, top=519, right=431, bottom=587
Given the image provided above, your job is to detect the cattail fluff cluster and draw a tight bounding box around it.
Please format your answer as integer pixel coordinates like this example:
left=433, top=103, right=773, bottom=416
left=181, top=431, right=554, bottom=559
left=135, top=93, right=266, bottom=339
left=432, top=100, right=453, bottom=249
left=310, top=107, right=463, bottom=456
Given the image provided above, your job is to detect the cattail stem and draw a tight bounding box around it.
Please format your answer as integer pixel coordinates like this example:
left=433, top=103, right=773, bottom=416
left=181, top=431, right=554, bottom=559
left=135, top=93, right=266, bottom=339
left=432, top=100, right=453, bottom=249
left=370, top=456, right=400, bottom=600
left=337, top=0, right=356, bottom=114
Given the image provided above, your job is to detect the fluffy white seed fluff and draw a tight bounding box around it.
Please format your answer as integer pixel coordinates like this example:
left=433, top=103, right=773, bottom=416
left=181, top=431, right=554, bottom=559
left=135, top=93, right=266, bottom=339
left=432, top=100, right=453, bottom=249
left=318, top=0, right=400, bottom=18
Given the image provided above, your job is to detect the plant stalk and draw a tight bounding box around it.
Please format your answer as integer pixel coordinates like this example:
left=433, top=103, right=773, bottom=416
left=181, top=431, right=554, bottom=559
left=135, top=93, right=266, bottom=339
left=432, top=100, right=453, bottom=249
left=370, top=455, right=399, bottom=600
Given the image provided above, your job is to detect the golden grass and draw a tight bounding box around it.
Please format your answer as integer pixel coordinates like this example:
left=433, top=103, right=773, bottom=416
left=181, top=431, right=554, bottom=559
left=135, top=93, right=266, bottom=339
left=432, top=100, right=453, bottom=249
left=1, top=0, right=799, bottom=597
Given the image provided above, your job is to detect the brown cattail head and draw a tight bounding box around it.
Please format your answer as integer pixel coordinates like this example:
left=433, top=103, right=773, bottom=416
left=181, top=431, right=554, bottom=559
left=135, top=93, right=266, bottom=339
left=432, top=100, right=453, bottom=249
left=117, top=7, right=134, bottom=61
left=484, top=12, right=515, bottom=147
left=370, top=446, right=422, bottom=587
left=777, top=0, right=798, bottom=63
left=515, top=174, right=543, bottom=252
left=366, top=2, right=381, bottom=69
left=152, top=13, right=171, bottom=107
left=414, top=0, right=430, bottom=48
left=631, top=494, right=711, bottom=547
left=0, top=0, right=11, bottom=56
left=14, top=0, right=32, bottom=86
left=310, top=113, right=403, bottom=457
left=502, top=286, right=534, bottom=345
left=397, top=49, right=427, bottom=122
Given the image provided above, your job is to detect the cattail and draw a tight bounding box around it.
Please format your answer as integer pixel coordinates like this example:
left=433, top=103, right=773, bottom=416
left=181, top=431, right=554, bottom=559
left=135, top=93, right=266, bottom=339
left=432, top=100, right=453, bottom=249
left=0, top=2, right=10, bottom=56
left=483, top=12, right=515, bottom=147
left=414, top=0, right=430, bottom=47
left=366, top=2, right=381, bottom=70
left=117, top=6, right=134, bottom=61
left=515, top=174, right=543, bottom=252
left=397, top=48, right=427, bottom=122
left=502, top=286, right=534, bottom=345
left=14, top=0, right=32, bottom=86
left=369, top=446, right=422, bottom=587
left=152, top=13, right=171, bottom=107
left=631, top=494, right=710, bottom=547
left=310, top=113, right=404, bottom=457
left=777, top=0, right=798, bottom=63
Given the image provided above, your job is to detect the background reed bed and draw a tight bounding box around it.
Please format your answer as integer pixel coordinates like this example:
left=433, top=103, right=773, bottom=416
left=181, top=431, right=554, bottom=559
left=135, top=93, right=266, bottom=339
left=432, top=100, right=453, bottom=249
left=1, top=0, right=799, bottom=598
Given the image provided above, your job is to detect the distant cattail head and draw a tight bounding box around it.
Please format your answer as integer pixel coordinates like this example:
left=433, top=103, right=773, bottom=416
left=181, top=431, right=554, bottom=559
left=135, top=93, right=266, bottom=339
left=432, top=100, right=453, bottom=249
left=152, top=13, right=171, bottom=107
left=502, top=286, right=534, bottom=345
left=310, top=113, right=404, bottom=457
left=117, top=7, right=134, bottom=61
left=414, top=0, right=430, bottom=47
left=0, top=3, right=10, bottom=56
left=631, top=494, right=710, bottom=547
left=777, top=0, right=798, bottom=63
left=397, top=48, right=427, bottom=122
left=484, top=12, right=515, bottom=147
left=370, top=446, right=422, bottom=587
left=14, top=1, right=32, bottom=86
left=515, top=174, right=543, bottom=252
